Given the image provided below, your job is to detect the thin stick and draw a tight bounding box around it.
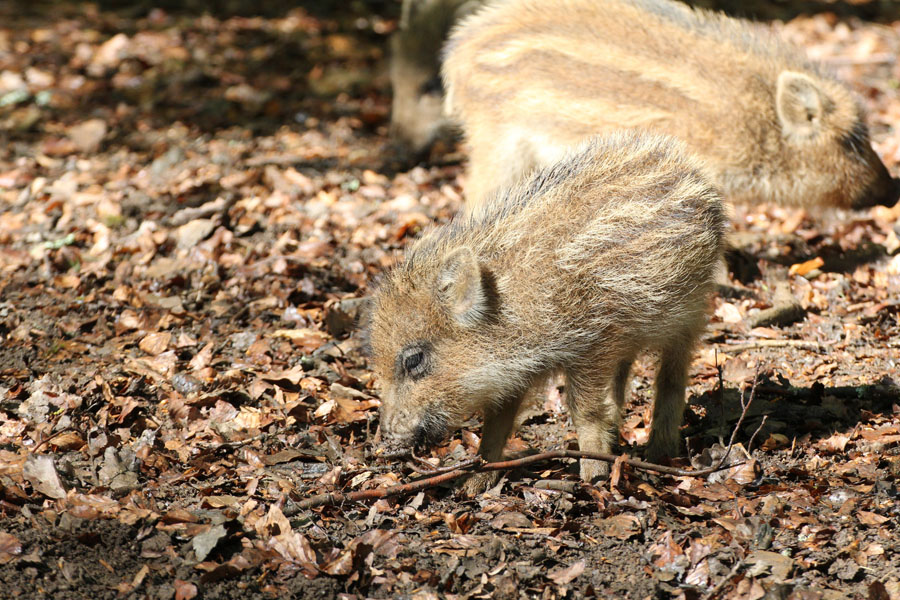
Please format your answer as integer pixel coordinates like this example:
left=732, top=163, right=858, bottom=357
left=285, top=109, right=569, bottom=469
left=405, top=453, right=439, bottom=474
left=714, top=367, right=760, bottom=471
left=287, top=466, right=471, bottom=514
left=747, top=415, right=768, bottom=454
left=704, top=559, right=745, bottom=600
left=197, top=433, right=270, bottom=450
left=717, top=340, right=822, bottom=353
left=716, top=348, right=726, bottom=446
left=407, top=456, right=480, bottom=475
left=31, top=427, right=78, bottom=452
left=288, top=450, right=740, bottom=512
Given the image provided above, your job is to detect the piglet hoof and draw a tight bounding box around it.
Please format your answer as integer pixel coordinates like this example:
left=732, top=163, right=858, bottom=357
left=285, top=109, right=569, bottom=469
left=579, top=459, right=610, bottom=486
left=643, top=437, right=679, bottom=464
left=461, top=471, right=500, bottom=496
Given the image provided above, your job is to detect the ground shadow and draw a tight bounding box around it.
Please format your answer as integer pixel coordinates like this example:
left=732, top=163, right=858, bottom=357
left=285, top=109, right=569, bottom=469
left=729, top=226, right=894, bottom=282
left=779, top=239, right=888, bottom=275
left=685, top=372, right=900, bottom=453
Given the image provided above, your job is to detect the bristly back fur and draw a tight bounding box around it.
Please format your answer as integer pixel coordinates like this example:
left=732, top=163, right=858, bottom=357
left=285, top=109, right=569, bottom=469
left=444, top=0, right=898, bottom=210
left=369, top=132, right=728, bottom=491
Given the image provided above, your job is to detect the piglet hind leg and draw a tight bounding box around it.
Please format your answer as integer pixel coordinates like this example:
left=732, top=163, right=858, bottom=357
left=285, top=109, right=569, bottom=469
left=565, top=367, right=619, bottom=485
left=645, top=327, right=700, bottom=462
left=461, top=392, right=526, bottom=495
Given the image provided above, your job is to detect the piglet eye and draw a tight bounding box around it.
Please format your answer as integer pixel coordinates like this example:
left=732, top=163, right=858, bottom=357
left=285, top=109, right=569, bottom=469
left=404, top=351, right=423, bottom=373
left=419, top=76, right=443, bottom=96
left=397, top=343, right=431, bottom=380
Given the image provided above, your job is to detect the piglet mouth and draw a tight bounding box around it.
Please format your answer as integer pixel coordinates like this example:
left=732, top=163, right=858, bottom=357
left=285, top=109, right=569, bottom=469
left=375, top=441, right=414, bottom=460
left=375, top=406, right=451, bottom=461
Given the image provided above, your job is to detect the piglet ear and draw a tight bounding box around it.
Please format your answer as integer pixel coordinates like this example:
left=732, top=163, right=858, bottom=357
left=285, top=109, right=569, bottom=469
left=776, top=71, right=832, bottom=139
left=437, top=247, right=491, bottom=326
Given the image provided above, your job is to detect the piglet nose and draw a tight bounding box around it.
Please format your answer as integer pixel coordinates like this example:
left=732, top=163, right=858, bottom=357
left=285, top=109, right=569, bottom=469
left=885, top=178, right=900, bottom=208
left=854, top=177, right=900, bottom=210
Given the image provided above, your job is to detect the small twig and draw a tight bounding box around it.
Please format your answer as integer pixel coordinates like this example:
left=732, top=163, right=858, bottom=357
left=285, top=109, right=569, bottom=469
left=704, top=559, right=745, bottom=600
left=405, top=453, right=438, bottom=474
left=714, top=366, right=760, bottom=471
left=198, top=433, right=270, bottom=451
left=287, top=463, right=476, bottom=514
left=407, top=456, right=480, bottom=475
left=716, top=348, right=726, bottom=446
left=717, top=340, right=823, bottom=353
left=747, top=415, right=768, bottom=454
left=405, top=461, right=435, bottom=475
left=31, top=427, right=78, bottom=452
left=288, top=450, right=740, bottom=512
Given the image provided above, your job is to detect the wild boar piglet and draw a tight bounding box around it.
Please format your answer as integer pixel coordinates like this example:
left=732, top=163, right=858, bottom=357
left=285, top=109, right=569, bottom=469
left=444, top=0, right=899, bottom=211
left=368, top=132, right=727, bottom=492
left=389, top=0, right=485, bottom=161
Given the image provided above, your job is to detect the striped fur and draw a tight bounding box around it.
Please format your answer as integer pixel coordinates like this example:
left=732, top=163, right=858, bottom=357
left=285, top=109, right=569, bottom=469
left=444, top=0, right=898, bottom=210
left=370, top=132, right=727, bottom=492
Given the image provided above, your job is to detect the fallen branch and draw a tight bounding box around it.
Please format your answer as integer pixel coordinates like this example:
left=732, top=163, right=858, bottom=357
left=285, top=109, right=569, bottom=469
left=744, top=282, right=805, bottom=329
left=288, top=450, right=740, bottom=513
left=406, top=456, right=480, bottom=475
left=717, top=339, right=823, bottom=353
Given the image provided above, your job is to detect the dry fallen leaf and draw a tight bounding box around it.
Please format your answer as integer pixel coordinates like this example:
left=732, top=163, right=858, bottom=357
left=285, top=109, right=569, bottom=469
left=715, top=301, right=743, bottom=323
left=817, top=433, right=851, bottom=453
left=649, top=531, right=684, bottom=569
left=857, top=511, right=889, bottom=526
left=0, top=532, right=22, bottom=564
left=67, top=118, right=107, bottom=153
left=596, top=514, right=642, bottom=540
left=23, top=454, right=67, bottom=499
left=139, top=332, right=172, bottom=356
left=269, top=328, right=329, bottom=353
left=789, top=256, right=824, bottom=277
left=174, top=580, right=198, bottom=600
left=548, top=559, right=585, bottom=586
left=491, top=511, right=532, bottom=530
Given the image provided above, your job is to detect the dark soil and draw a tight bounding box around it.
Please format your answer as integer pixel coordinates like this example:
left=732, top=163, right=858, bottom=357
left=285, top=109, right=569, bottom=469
left=1, top=1, right=899, bottom=599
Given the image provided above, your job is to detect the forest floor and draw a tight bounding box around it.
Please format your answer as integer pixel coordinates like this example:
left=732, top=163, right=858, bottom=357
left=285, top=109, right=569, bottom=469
left=0, top=1, right=899, bottom=599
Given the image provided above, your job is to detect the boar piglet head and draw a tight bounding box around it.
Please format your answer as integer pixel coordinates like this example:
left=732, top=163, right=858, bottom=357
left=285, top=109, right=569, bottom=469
left=369, top=246, right=501, bottom=458
left=775, top=71, right=898, bottom=210
left=388, top=1, right=454, bottom=162
left=388, top=0, right=485, bottom=162
left=388, top=36, right=447, bottom=162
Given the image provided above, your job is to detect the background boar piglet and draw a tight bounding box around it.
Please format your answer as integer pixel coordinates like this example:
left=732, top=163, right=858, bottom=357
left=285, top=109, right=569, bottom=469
left=368, top=132, right=728, bottom=493
left=444, top=0, right=899, bottom=211
left=389, top=0, right=484, bottom=161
